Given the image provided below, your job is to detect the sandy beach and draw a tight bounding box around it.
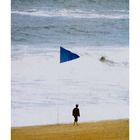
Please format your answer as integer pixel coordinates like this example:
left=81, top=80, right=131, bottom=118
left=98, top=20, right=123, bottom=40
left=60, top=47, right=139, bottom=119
left=11, top=119, right=129, bottom=140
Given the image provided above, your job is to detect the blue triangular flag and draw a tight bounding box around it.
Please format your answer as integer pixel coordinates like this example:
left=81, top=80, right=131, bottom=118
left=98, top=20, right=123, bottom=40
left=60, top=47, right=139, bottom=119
left=60, top=47, right=80, bottom=63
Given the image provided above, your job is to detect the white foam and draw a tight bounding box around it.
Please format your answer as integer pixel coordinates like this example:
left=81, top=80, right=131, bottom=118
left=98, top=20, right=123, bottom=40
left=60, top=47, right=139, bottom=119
left=11, top=47, right=129, bottom=126
left=11, top=9, right=128, bottom=19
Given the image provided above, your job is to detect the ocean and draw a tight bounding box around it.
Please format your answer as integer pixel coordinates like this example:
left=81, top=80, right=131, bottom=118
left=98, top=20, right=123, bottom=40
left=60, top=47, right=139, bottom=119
left=11, top=0, right=129, bottom=126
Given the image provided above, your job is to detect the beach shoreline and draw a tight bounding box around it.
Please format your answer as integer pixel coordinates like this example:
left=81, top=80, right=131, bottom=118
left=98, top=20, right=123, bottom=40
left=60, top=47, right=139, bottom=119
left=12, top=119, right=129, bottom=140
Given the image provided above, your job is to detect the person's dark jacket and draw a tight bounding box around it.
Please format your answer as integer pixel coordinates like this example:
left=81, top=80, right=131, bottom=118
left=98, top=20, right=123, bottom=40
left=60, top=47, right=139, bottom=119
left=72, top=107, right=80, bottom=117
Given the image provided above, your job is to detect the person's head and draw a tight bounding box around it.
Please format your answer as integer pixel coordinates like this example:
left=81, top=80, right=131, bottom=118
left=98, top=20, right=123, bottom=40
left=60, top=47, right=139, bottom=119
left=76, top=104, right=79, bottom=108
left=100, top=56, right=106, bottom=62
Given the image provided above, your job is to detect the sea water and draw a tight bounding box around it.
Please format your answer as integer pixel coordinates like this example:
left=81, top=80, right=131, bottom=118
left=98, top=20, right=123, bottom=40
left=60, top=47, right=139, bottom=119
left=11, top=0, right=129, bottom=126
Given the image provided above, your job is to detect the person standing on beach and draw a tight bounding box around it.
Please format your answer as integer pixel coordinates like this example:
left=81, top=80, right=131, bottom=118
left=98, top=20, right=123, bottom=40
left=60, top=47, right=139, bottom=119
left=72, top=104, right=80, bottom=126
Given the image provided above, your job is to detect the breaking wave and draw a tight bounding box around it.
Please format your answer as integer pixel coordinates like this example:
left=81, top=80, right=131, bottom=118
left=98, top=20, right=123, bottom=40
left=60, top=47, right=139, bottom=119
left=12, top=9, right=128, bottom=19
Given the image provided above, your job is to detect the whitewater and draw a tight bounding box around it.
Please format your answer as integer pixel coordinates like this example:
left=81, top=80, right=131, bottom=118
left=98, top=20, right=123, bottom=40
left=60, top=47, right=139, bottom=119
left=12, top=47, right=128, bottom=126
left=11, top=9, right=128, bottom=19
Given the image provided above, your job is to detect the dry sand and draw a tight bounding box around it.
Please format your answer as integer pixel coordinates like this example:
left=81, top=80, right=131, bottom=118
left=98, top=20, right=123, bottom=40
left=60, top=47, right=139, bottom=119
left=11, top=119, right=129, bottom=140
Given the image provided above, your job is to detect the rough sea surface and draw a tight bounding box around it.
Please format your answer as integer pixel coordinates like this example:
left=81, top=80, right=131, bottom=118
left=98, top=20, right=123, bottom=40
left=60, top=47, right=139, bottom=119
left=11, top=0, right=129, bottom=126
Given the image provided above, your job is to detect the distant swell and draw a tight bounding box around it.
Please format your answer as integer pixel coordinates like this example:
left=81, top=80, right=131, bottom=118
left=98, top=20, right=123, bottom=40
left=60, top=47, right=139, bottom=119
left=11, top=9, right=128, bottom=19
